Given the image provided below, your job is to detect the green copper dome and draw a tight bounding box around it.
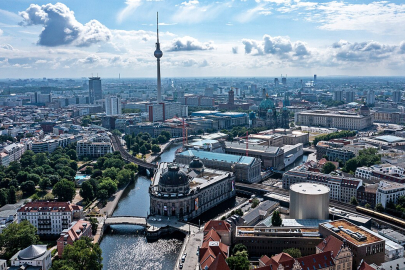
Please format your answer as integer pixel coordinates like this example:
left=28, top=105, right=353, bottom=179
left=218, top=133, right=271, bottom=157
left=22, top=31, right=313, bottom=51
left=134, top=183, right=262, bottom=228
left=259, top=98, right=275, bottom=110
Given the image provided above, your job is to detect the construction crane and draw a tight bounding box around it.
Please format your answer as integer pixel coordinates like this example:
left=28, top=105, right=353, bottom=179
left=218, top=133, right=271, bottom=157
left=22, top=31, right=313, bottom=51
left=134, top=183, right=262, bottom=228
left=172, top=116, right=188, bottom=146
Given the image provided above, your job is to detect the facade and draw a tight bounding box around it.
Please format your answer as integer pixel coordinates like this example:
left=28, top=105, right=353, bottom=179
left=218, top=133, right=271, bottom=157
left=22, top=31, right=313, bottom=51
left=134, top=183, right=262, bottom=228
left=356, top=165, right=405, bottom=181
left=3, top=143, right=26, bottom=163
left=31, top=140, right=59, bottom=154
left=376, top=181, right=405, bottom=208
left=283, top=143, right=304, bottom=168
left=17, top=201, right=83, bottom=235
left=393, top=90, right=402, bottom=103
left=378, top=229, right=405, bottom=246
left=367, top=91, right=375, bottom=105
left=0, top=260, right=5, bottom=270
left=295, top=110, right=373, bottom=130
left=290, top=183, right=330, bottom=220
left=282, top=133, right=310, bottom=146
left=105, top=95, right=122, bottom=116
left=346, top=91, right=355, bottom=103
left=234, top=226, right=323, bottom=257
left=0, top=153, right=10, bottom=167
left=89, top=77, right=102, bottom=104
left=147, top=102, right=188, bottom=122
left=316, top=235, right=353, bottom=270
left=57, top=220, right=92, bottom=257
left=149, top=162, right=236, bottom=221
left=334, top=90, right=343, bottom=101
left=316, top=141, right=355, bottom=164
left=76, top=134, right=113, bottom=158
left=357, top=184, right=378, bottom=207
left=9, top=245, right=52, bottom=270
left=224, top=141, right=284, bottom=169
left=283, top=166, right=362, bottom=203
left=319, top=220, right=385, bottom=267
left=176, top=150, right=262, bottom=183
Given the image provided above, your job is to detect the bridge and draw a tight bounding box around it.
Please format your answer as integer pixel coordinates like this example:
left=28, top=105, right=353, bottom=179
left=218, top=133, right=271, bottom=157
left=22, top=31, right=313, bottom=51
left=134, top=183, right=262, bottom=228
left=104, top=216, right=147, bottom=227
left=110, top=135, right=157, bottom=170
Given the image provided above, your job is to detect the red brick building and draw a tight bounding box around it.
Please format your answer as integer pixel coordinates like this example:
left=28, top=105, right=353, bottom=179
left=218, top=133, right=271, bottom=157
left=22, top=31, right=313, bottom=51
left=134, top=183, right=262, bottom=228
left=57, top=219, right=92, bottom=257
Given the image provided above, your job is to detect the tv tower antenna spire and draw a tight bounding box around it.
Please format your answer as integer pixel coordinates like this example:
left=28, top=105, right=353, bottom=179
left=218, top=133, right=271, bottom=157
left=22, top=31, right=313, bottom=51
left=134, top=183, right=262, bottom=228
left=154, top=12, right=163, bottom=103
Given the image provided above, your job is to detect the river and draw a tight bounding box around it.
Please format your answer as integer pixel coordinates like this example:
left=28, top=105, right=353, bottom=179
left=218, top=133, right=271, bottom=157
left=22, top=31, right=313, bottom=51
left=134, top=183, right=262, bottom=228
left=99, top=144, right=184, bottom=270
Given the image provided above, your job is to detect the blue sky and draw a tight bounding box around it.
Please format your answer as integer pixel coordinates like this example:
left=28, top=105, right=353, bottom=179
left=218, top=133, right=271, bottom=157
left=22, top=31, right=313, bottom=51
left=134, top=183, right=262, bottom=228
left=0, top=0, right=405, bottom=78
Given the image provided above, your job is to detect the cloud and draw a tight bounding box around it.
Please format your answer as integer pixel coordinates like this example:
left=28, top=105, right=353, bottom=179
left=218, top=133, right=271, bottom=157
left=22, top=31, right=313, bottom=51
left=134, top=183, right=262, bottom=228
left=167, top=36, right=215, bottom=51
left=117, top=0, right=142, bottom=23
left=182, top=59, right=198, bottom=67
left=181, top=0, right=199, bottom=6
left=77, top=54, right=101, bottom=64
left=19, top=3, right=111, bottom=47
left=232, top=46, right=238, bottom=54
left=172, top=1, right=229, bottom=23
left=400, top=41, right=405, bottom=54
left=0, top=29, right=2, bottom=36
left=237, top=4, right=272, bottom=23
left=1, top=44, right=14, bottom=50
left=331, top=40, right=396, bottom=62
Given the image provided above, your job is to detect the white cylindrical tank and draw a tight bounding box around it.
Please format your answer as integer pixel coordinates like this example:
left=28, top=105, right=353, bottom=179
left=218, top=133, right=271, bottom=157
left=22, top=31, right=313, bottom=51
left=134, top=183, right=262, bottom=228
left=289, top=182, right=330, bottom=220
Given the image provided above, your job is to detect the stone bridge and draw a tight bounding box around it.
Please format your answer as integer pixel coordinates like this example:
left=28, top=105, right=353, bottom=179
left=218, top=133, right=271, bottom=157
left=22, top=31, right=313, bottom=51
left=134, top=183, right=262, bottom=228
left=104, top=216, right=147, bottom=227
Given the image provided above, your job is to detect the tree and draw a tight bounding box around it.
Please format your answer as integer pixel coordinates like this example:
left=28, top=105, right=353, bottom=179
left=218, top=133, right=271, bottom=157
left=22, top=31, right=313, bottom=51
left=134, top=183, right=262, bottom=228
left=386, top=199, right=396, bottom=209
left=283, top=248, right=302, bottom=258
left=8, top=186, right=16, bottom=204
left=350, top=196, right=358, bottom=206
left=0, top=220, right=39, bottom=260
left=80, top=181, right=95, bottom=202
left=53, top=179, right=76, bottom=202
left=322, top=162, right=336, bottom=174
left=51, top=237, right=102, bottom=270
left=89, top=218, right=99, bottom=235
left=97, top=189, right=109, bottom=203
left=85, top=166, right=93, bottom=175
left=16, top=171, right=29, bottom=184
left=33, top=153, right=49, bottom=166
left=161, top=131, right=171, bottom=141
left=235, top=208, right=243, bottom=216
left=131, top=143, right=139, bottom=154
left=0, top=188, right=8, bottom=206
left=124, top=163, right=138, bottom=173
left=92, top=169, right=103, bottom=179
left=21, top=181, right=36, bottom=195
left=112, top=129, right=122, bottom=136
left=139, top=145, right=148, bottom=155
left=271, top=210, right=283, bottom=226
left=20, top=151, right=35, bottom=168
left=39, top=178, right=51, bottom=191
left=232, top=243, right=248, bottom=255
left=151, top=144, right=161, bottom=154
left=48, top=174, right=61, bottom=186
left=365, top=203, right=371, bottom=209
left=251, top=198, right=260, bottom=208
left=103, top=167, right=119, bottom=180
left=375, top=203, right=385, bottom=213
left=157, top=135, right=167, bottom=144
left=98, top=178, right=117, bottom=197
left=226, top=250, right=250, bottom=270
left=103, top=158, right=125, bottom=170
left=27, top=173, right=41, bottom=185
left=116, top=169, right=133, bottom=186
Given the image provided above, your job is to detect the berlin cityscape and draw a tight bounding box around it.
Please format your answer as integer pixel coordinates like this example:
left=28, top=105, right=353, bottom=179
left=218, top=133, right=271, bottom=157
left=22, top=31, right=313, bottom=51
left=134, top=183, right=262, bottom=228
left=1, top=1, right=405, bottom=270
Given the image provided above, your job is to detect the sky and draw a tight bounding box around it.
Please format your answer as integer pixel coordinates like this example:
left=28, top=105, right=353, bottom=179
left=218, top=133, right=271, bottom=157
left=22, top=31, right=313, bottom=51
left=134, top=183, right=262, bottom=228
left=0, top=0, right=405, bottom=78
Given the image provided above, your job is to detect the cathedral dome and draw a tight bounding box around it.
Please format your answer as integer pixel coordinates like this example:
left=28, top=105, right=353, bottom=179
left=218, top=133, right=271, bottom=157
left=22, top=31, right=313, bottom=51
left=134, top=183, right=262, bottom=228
left=189, top=158, right=204, bottom=170
left=259, top=98, right=275, bottom=110
left=159, top=164, right=188, bottom=187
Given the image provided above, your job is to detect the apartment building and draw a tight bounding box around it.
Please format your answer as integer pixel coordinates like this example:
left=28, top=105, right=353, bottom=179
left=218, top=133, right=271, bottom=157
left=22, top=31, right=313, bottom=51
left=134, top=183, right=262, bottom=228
left=76, top=134, right=113, bottom=158
left=57, top=220, right=92, bottom=257
left=376, top=181, right=405, bottom=208
left=17, top=201, right=83, bottom=235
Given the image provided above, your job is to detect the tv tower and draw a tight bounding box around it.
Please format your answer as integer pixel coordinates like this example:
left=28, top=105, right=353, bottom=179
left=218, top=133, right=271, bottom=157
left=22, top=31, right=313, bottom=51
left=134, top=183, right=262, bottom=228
left=154, top=12, right=163, bottom=103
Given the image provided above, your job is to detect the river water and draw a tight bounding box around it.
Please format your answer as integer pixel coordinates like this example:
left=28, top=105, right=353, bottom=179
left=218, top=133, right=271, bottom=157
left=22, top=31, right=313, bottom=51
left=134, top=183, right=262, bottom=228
left=99, top=144, right=184, bottom=270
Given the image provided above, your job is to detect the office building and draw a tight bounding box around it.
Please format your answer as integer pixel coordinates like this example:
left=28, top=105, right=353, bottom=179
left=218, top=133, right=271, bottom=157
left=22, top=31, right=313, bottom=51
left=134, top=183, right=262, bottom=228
left=367, top=90, right=375, bottom=105
left=147, top=102, right=187, bottom=122
left=282, top=77, right=287, bottom=85
left=376, top=181, right=405, bottom=208
left=275, top=78, right=279, bottom=87
left=319, top=220, right=385, bottom=267
left=17, top=201, right=83, bottom=235
left=105, top=95, right=122, bottom=116
left=346, top=91, right=355, bottom=103
left=89, top=77, right=102, bottom=104
left=334, top=90, right=343, bottom=102
left=316, top=141, right=355, bottom=164
left=295, top=110, right=373, bottom=130
left=393, top=90, right=402, bottom=103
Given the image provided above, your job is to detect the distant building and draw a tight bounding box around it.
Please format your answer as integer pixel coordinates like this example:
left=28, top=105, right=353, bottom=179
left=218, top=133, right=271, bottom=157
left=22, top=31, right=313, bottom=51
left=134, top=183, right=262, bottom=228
left=376, top=181, right=405, bottom=208
left=105, top=95, right=122, bottom=116
left=367, top=90, right=375, bottom=105
left=346, top=91, right=355, bottom=103
left=147, top=102, right=187, bottom=122
left=76, top=134, right=113, bottom=158
left=89, top=77, right=102, bottom=104
left=9, top=245, right=52, bottom=270
left=334, top=90, right=343, bottom=102
left=393, top=90, right=402, bottom=103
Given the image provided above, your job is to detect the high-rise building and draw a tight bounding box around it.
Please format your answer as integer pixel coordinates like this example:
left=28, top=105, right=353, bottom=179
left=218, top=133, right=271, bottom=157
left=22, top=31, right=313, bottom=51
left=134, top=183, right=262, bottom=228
left=314, top=74, right=317, bottom=82
left=333, top=90, right=343, bottom=102
left=282, top=77, right=287, bottom=85
left=367, top=90, right=375, bottom=105
left=274, top=78, right=279, bottom=87
left=105, top=95, right=122, bottom=116
left=345, top=91, right=355, bottom=103
left=393, top=90, right=402, bottom=103
left=154, top=13, right=163, bottom=103
left=89, top=77, right=102, bottom=104
left=228, top=89, right=234, bottom=105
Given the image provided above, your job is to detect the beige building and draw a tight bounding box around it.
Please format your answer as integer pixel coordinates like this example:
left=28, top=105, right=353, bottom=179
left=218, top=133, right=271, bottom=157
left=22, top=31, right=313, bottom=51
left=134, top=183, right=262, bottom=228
left=295, top=110, right=373, bottom=130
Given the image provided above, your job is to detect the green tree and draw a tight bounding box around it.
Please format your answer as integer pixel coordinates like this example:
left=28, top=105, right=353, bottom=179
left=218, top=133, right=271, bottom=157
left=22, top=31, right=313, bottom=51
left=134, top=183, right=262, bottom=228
left=283, top=248, right=302, bottom=258
left=27, top=173, right=41, bottom=185
left=103, top=158, right=125, bottom=170
left=85, top=166, right=94, bottom=175
left=365, top=203, right=371, bottom=209
left=34, top=153, right=49, bottom=166
left=161, top=131, right=171, bottom=141
left=39, top=178, right=51, bottom=191
left=251, top=198, right=260, bottom=208
left=80, top=181, right=95, bottom=202
left=350, top=196, right=359, bottom=206
left=103, top=167, right=119, bottom=180
left=97, top=189, right=109, bottom=203
left=20, top=151, right=35, bottom=168
left=140, top=145, right=148, bottom=155
left=89, top=217, right=99, bottom=235
left=48, top=174, right=61, bottom=186
left=98, top=178, right=117, bottom=197
left=21, top=181, right=36, bottom=195
left=322, top=162, right=336, bottom=174
left=0, top=220, right=39, bottom=260
left=131, top=143, right=139, bottom=154
left=116, top=169, right=133, bottom=187
left=51, top=237, right=102, bottom=270
left=0, top=188, right=8, bottom=206
left=375, top=203, right=385, bottom=212
left=226, top=250, right=250, bottom=270
left=53, top=179, right=76, bottom=202
left=235, top=208, right=243, bottom=216
left=157, top=135, right=167, bottom=144
left=232, top=243, right=248, bottom=255
left=91, top=169, right=103, bottom=179
left=124, top=163, right=138, bottom=173
left=151, top=144, right=161, bottom=154
left=112, top=129, right=122, bottom=136
left=8, top=186, right=16, bottom=204
left=271, top=210, right=283, bottom=226
left=16, top=171, right=29, bottom=184
left=66, top=149, right=78, bottom=161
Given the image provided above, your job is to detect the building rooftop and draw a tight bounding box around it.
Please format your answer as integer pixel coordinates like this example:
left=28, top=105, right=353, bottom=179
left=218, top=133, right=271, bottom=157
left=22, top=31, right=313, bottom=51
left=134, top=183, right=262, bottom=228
left=178, top=149, right=255, bottom=165
left=321, top=220, right=384, bottom=246
left=379, top=229, right=405, bottom=244
left=375, top=135, right=405, bottom=143
left=225, top=141, right=281, bottom=154
left=290, top=183, right=330, bottom=195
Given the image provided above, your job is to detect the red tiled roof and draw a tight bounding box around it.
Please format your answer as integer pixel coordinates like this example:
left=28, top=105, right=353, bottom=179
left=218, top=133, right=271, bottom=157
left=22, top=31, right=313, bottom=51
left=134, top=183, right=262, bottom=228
left=204, top=229, right=221, bottom=243
left=256, top=267, right=272, bottom=270
left=200, top=248, right=216, bottom=269
left=272, top=252, right=295, bottom=270
left=260, top=255, right=272, bottom=266
left=358, top=260, right=375, bottom=270
left=18, top=201, right=76, bottom=213
left=208, top=253, right=230, bottom=270
left=204, top=220, right=231, bottom=233
left=317, top=235, right=344, bottom=258
left=296, top=251, right=335, bottom=270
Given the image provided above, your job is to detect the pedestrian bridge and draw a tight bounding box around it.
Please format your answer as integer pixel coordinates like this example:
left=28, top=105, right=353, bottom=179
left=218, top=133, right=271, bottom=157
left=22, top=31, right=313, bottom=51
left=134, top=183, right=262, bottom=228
left=105, top=216, right=147, bottom=227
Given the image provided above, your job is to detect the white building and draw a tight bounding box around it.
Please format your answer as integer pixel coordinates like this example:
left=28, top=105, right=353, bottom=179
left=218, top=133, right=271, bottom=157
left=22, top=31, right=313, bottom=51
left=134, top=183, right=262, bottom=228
left=376, top=181, right=405, bottom=208
left=367, top=90, right=375, bottom=105
left=147, top=102, right=188, bottom=122
left=374, top=257, right=405, bottom=270
left=31, top=140, right=59, bottom=154
left=9, top=245, right=52, bottom=270
left=3, top=143, right=26, bottom=163
left=76, top=134, right=113, bottom=158
left=105, top=95, right=122, bottom=116
left=0, top=260, right=6, bottom=270
left=0, top=153, right=10, bottom=167
left=17, top=202, right=83, bottom=235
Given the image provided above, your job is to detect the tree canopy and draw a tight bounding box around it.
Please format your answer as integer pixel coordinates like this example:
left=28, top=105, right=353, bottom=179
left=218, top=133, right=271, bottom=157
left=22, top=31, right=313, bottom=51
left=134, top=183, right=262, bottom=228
left=53, top=179, right=76, bottom=202
left=283, top=248, right=302, bottom=258
left=322, top=162, right=336, bottom=174
left=271, top=211, right=282, bottom=226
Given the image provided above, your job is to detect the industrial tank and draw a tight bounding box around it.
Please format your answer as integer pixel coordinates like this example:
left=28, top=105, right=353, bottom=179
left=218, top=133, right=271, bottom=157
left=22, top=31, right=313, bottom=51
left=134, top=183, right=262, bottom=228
left=289, top=183, right=330, bottom=220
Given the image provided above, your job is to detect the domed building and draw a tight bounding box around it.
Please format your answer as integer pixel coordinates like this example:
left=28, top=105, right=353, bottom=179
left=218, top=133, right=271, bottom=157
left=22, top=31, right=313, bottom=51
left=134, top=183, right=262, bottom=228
left=10, top=245, right=52, bottom=270
left=149, top=161, right=236, bottom=220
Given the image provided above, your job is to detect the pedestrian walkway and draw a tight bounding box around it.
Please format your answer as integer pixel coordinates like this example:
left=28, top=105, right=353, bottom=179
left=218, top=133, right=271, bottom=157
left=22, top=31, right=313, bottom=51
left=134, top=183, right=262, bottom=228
left=176, top=231, right=203, bottom=270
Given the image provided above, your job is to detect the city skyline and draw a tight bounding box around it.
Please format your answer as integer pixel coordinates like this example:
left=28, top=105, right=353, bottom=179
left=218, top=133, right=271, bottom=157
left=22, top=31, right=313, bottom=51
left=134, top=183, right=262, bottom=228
left=1, top=0, right=405, bottom=78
